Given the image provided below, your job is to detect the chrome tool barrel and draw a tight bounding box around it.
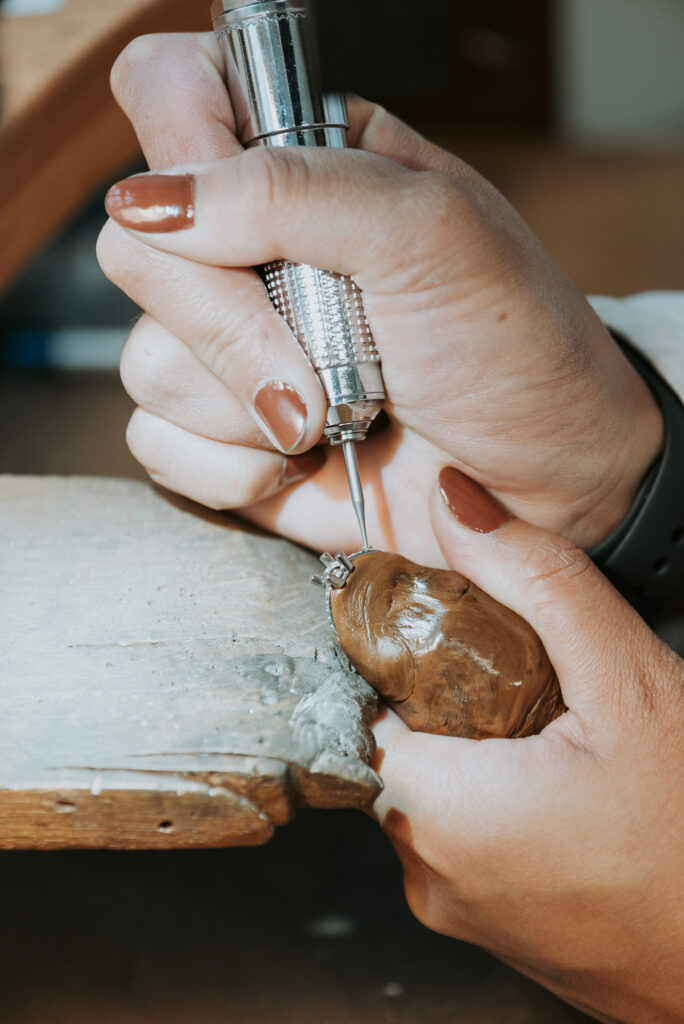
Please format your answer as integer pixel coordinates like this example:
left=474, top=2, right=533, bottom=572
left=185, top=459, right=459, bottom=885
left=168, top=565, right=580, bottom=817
left=211, top=0, right=385, bottom=444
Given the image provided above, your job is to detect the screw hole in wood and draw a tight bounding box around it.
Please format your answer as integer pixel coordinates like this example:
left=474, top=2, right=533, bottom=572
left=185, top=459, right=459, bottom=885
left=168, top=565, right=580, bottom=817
left=54, top=800, right=76, bottom=813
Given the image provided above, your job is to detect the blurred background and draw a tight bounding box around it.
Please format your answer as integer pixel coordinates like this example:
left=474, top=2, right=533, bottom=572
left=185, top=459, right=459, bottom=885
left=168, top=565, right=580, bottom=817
left=0, top=2, right=682, bottom=1022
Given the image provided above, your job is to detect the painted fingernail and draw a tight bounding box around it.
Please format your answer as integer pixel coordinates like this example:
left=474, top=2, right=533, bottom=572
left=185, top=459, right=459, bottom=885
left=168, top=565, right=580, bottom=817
left=439, top=467, right=511, bottom=533
left=282, top=447, right=326, bottom=486
left=253, top=381, right=307, bottom=452
left=105, top=173, right=195, bottom=233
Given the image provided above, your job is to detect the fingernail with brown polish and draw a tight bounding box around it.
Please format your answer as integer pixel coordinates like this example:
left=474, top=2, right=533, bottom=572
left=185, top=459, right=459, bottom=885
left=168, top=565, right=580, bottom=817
left=282, top=447, right=326, bottom=486
left=105, top=173, right=195, bottom=233
left=439, top=467, right=511, bottom=533
left=254, top=381, right=307, bottom=452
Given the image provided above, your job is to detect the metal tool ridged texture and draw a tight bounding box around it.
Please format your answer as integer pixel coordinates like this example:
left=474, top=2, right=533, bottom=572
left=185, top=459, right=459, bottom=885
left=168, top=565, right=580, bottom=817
left=263, top=261, right=380, bottom=373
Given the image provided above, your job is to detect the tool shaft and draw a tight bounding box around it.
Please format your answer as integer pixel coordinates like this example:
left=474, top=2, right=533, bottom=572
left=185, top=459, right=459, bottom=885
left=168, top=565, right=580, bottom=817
left=342, top=440, right=369, bottom=551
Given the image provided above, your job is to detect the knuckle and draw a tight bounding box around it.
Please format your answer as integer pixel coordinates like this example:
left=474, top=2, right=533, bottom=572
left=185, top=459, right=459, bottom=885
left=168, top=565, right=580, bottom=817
left=198, top=494, right=226, bottom=512
left=346, top=92, right=379, bottom=120
left=198, top=318, right=239, bottom=383
left=95, top=222, right=117, bottom=280
left=233, top=456, right=283, bottom=507
left=95, top=219, right=131, bottom=285
left=347, top=94, right=404, bottom=143
left=369, top=104, right=416, bottom=156
left=125, top=411, right=175, bottom=492
left=415, top=171, right=464, bottom=220
left=656, top=642, right=684, bottom=697
left=630, top=638, right=684, bottom=723
left=519, top=535, right=594, bottom=592
left=410, top=169, right=494, bottom=249
left=110, top=34, right=163, bottom=106
left=360, top=99, right=393, bottom=138
left=402, top=878, right=436, bottom=931
left=197, top=304, right=271, bottom=385
left=405, top=172, right=470, bottom=257
left=243, top=148, right=303, bottom=215
left=368, top=100, right=392, bottom=124
left=98, top=220, right=173, bottom=296
left=119, top=319, right=166, bottom=404
left=401, top=859, right=465, bottom=940
left=124, top=409, right=152, bottom=467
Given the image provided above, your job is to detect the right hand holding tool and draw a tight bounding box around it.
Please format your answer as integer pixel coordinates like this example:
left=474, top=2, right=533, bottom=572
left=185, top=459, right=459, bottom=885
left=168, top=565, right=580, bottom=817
left=99, top=32, right=663, bottom=565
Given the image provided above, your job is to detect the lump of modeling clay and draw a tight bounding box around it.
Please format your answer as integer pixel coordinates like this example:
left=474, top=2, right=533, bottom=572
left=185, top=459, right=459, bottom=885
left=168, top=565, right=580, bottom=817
left=330, top=550, right=564, bottom=739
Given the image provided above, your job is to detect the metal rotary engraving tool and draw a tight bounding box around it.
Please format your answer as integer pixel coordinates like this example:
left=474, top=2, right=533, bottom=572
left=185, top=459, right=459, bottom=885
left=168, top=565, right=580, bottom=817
left=211, top=0, right=386, bottom=551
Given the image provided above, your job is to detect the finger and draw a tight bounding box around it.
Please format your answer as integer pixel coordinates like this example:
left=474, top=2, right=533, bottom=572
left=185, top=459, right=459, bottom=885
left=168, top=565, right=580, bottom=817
left=121, top=315, right=268, bottom=448
left=98, top=219, right=328, bottom=454
left=370, top=706, right=545, bottom=941
left=126, top=408, right=324, bottom=509
left=431, top=467, right=654, bottom=708
left=102, top=147, right=461, bottom=291
left=370, top=707, right=416, bottom=824
left=110, top=34, right=461, bottom=173
left=110, top=33, right=241, bottom=166
left=370, top=709, right=462, bottom=874
left=120, top=316, right=445, bottom=556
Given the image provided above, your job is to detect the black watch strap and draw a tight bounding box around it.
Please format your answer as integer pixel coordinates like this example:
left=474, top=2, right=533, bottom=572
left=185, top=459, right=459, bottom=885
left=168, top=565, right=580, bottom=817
left=589, top=334, right=684, bottom=618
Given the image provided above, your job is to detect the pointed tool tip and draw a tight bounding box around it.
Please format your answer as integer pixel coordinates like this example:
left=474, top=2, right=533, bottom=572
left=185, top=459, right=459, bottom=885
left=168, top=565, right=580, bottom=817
left=342, top=439, right=371, bottom=551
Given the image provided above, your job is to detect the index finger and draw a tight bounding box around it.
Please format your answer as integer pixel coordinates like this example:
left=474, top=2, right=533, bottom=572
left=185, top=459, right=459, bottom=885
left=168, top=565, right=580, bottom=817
left=110, top=33, right=467, bottom=174
left=110, top=32, right=242, bottom=166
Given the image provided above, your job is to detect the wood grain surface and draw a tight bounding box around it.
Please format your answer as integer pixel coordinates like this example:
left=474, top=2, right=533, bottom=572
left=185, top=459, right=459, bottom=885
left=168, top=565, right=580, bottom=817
left=0, top=475, right=380, bottom=850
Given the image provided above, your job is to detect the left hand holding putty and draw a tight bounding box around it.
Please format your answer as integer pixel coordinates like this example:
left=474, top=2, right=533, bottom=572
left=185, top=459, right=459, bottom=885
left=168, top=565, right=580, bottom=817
left=370, top=466, right=684, bottom=1023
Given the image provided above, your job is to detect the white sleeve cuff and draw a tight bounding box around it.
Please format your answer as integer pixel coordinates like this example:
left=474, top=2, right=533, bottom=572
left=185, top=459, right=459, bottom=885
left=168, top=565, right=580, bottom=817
left=588, top=291, right=684, bottom=403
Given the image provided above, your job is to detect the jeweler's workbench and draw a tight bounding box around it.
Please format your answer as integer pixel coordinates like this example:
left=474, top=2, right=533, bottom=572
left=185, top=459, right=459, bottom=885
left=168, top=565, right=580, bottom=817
left=0, top=475, right=381, bottom=850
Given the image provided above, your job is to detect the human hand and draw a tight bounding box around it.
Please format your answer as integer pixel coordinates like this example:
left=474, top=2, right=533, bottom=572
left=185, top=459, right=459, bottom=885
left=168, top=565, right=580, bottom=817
left=98, top=34, right=663, bottom=562
left=371, top=466, right=684, bottom=1023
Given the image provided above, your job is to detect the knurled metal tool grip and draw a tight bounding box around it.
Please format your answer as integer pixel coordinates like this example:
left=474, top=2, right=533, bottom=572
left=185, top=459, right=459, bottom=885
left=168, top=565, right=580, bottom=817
left=211, top=0, right=386, bottom=444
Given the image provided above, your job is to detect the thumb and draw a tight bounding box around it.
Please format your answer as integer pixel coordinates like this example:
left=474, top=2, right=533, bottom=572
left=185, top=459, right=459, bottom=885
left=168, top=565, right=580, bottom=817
left=103, top=147, right=424, bottom=285
left=431, top=467, right=650, bottom=710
